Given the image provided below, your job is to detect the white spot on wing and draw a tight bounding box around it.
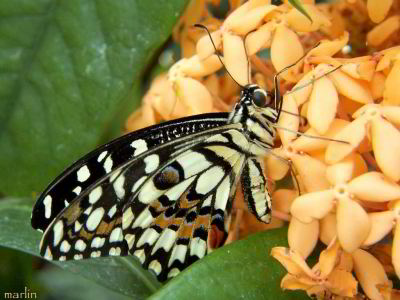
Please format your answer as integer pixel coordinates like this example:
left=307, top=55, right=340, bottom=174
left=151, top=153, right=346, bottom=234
left=74, top=254, right=83, bottom=260
left=86, top=207, right=105, bottom=231
left=130, top=139, right=148, bottom=156
left=131, top=176, right=147, bottom=194
left=134, top=249, right=146, bottom=264
left=136, top=228, right=160, bottom=247
left=77, top=165, right=90, bottom=182
left=75, top=239, right=87, bottom=252
left=108, top=204, right=117, bottom=218
left=109, top=227, right=123, bottom=243
left=89, top=186, right=102, bottom=204
left=149, top=260, right=162, bottom=275
left=43, top=195, right=52, bottom=219
left=91, top=251, right=101, bottom=258
left=122, top=207, right=134, bottom=229
left=113, top=174, right=126, bottom=198
left=168, top=268, right=180, bottom=278
left=109, top=247, right=121, bottom=256
left=164, top=176, right=196, bottom=201
left=125, top=234, right=135, bottom=249
left=168, top=244, right=187, bottom=267
left=74, top=221, right=83, bottom=232
left=190, top=237, right=207, bottom=258
left=44, top=246, right=53, bottom=260
left=103, top=156, right=113, bottom=173
left=132, top=208, right=153, bottom=229
left=215, top=176, right=230, bottom=210
left=144, top=154, right=160, bottom=173
left=53, top=220, right=64, bottom=247
left=195, top=166, right=225, bottom=194
left=60, top=240, right=71, bottom=253
left=97, top=151, right=108, bottom=162
left=176, top=151, right=212, bottom=178
left=138, top=180, right=164, bottom=204
left=91, top=237, right=105, bottom=248
left=151, top=228, right=177, bottom=255
left=72, top=186, right=82, bottom=195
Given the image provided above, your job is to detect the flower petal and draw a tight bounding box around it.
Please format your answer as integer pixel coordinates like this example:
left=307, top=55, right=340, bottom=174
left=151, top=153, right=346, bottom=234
left=363, top=211, right=395, bottom=246
left=223, top=31, right=249, bottom=86
left=271, top=24, right=304, bottom=82
left=292, top=119, right=349, bottom=153
left=175, top=77, right=213, bottom=114
left=307, top=76, right=339, bottom=134
left=353, top=249, right=390, bottom=300
left=367, top=15, right=400, bottom=47
left=383, top=60, right=400, bottom=106
left=319, top=240, right=340, bottom=278
left=340, top=60, right=377, bottom=81
left=278, top=94, right=299, bottom=145
left=348, top=172, right=400, bottom=202
left=265, top=148, right=290, bottom=180
left=271, top=247, right=315, bottom=277
left=306, top=31, right=349, bottom=58
left=226, top=5, right=278, bottom=35
left=320, top=213, right=337, bottom=246
left=291, top=189, right=336, bottom=223
left=284, top=4, right=331, bottom=32
left=381, top=106, right=400, bottom=127
left=325, top=114, right=369, bottom=164
left=288, top=217, right=319, bottom=259
left=326, top=269, right=358, bottom=297
left=180, top=54, right=223, bottom=77
left=245, top=22, right=273, bottom=56
left=370, top=72, right=386, bottom=100
left=371, top=117, right=400, bottom=181
left=326, top=156, right=357, bottom=185
left=328, top=69, right=373, bottom=104
left=367, top=0, right=393, bottom=23
left=337, top=197, right=370, bottom=252
left=292, top=153, right=330, bottom=192
left=196, top=30, right=222, bottom=60
left=376, top=46, right=400, bottom=72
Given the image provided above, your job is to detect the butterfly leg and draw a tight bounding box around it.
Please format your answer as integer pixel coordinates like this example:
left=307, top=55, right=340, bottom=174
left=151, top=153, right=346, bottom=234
left=241, top=157, right=272, bottom=223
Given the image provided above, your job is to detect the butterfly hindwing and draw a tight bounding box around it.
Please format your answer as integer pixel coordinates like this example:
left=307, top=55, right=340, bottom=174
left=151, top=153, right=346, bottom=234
left=121, top=129, right=249, bottom=280
left=32, top=113, right=229, bottom=232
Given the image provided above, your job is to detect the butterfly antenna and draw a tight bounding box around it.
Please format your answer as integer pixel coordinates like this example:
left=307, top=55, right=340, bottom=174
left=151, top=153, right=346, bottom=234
left=274, top=42, right=321, bottom=122
left=194, top=24, right=244, bottom=88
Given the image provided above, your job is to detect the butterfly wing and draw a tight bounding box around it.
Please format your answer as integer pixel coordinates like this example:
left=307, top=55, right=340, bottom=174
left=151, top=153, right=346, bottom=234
left=32, top=113, right=229, bottom=232
left=38, top=126, right=249, bottom=281
left=123, top=129, right=249, bottom=280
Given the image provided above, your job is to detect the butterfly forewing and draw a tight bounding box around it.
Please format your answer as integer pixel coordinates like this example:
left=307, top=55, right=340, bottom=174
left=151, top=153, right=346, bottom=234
left=32, top=113, right=229, bottom=232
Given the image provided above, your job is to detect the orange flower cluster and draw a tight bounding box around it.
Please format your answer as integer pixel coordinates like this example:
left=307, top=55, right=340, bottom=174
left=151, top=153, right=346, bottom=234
left=125, top=1, right=400, bottom=299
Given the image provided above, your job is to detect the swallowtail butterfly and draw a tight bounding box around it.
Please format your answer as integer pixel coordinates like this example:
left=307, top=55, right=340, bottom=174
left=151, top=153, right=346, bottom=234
left=31, top=27, right=304, bottom=281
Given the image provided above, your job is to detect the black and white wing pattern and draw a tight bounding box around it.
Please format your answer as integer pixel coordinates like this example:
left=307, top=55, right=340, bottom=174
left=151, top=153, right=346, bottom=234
left=35, top=115, right=250, bottom=281
left=32, top=113, right=229, bottom=232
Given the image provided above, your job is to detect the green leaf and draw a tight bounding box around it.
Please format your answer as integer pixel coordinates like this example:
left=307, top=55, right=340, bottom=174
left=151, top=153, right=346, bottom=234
left=0, top=0, right=188, bottom=197
left=150, top=227, right=310, bottom=300
left=288, top=0, right=312, bottom=22
left=0, top=198, right=161, bottom=298
left=37, top=267, right=132, bottom=300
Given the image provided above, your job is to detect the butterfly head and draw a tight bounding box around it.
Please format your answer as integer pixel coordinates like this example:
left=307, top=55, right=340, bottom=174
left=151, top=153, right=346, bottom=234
left=228, top=84, right=279, bottom=149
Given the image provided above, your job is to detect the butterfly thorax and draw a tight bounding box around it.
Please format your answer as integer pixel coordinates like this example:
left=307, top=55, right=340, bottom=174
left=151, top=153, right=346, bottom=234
left=227, top=84, right=277, bottom=155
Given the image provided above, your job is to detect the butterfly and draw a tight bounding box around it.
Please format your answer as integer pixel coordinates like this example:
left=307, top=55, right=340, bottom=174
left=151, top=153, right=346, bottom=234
left=30, top=25, right=306, bottom=281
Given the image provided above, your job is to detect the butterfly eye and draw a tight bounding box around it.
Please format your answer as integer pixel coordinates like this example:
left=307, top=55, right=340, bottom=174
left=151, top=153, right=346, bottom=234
left=252, top=89, right=269, bottom=107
